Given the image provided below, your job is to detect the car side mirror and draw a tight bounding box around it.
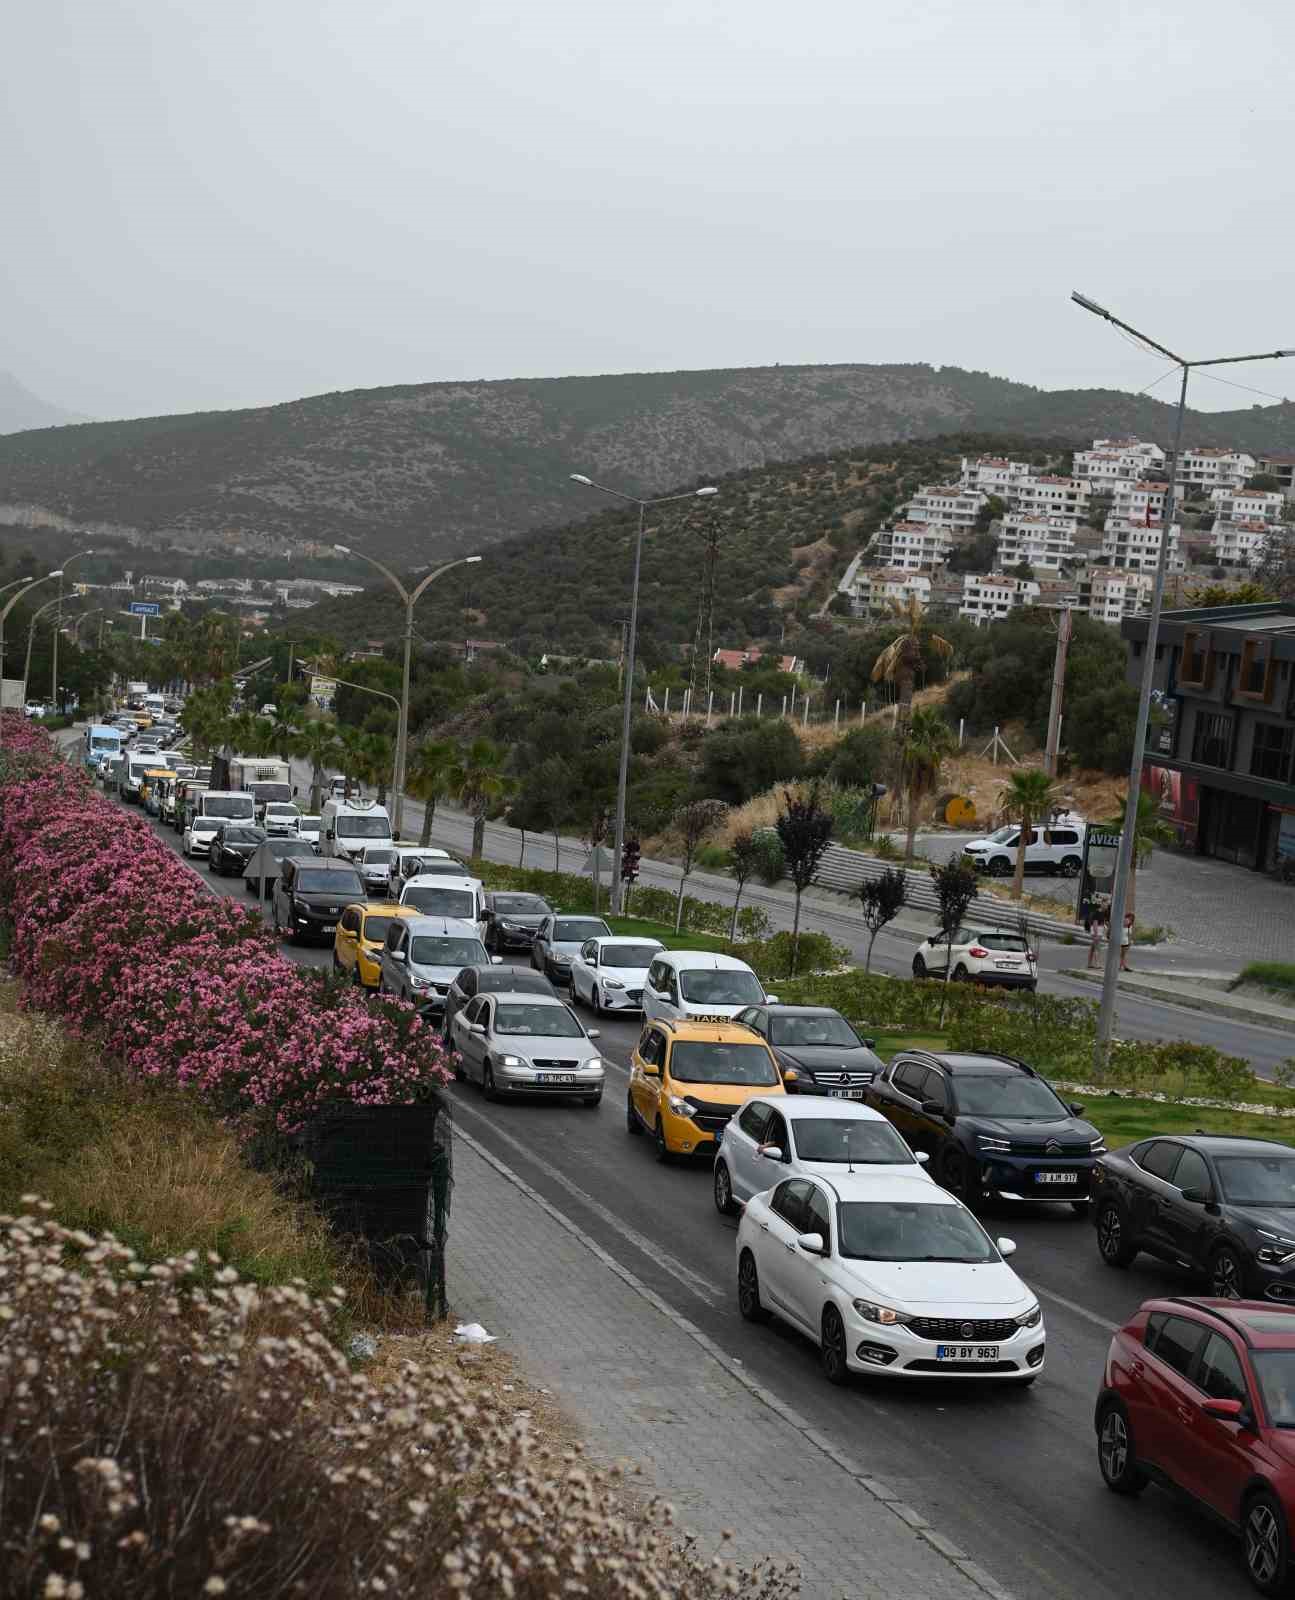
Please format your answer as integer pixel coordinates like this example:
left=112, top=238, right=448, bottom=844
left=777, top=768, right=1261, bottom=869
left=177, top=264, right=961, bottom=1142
left=915, top=1151, right=930, bottom=1165
left=468, top=1021, right=484, bottom=1033
left=1069, top=1102, right=1085, bottom=1116
left=996, top=1237, right=1017, bottom=1258
left=862, top=1036, right=877, bottom=1048
left=796, top=1231, right=826, bottom=1256
left=1200, top=1397, right=1245, bottom=1422
left=640, top=1062, right=659, bottom=1077
left=326, top=829, right=335, bottom=840
left=921, top=1100, right=945, bottom=1117
left=757, top=1144, right=785, bottom=1163
left=1181, top=1187, right=1213, bottom=1206
left=490, top=954, right=504, bottom=965
left=765, top=993, right=780, bottom=1005
left=586, top=1028, right=601, bottom=1040
left=390, top=949, right=406, bottom=963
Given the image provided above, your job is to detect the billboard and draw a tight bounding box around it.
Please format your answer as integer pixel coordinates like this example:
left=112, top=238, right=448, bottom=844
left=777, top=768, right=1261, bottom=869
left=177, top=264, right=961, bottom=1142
left=309, top=674, right=337, bottom=707
left=1146, top=689, right=1179, bottom=757
left=128, top=601, right=161, bottom=617
left=1143, top=765, right=1199, bottom=848
left=1078, top=826, right=1121, bottom=928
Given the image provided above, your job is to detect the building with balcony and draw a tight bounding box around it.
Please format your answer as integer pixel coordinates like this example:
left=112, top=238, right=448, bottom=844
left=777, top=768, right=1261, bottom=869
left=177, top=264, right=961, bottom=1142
left=995, top=513, right=1079, bottom=572
left=1210, top=486, right=1285, bottom=526
left=1124, top=602, right=1295, bottom=871
left=1256, top=452, right=1295, bottom=499
left=1101, top=517, right=1185, bottom=573
left=1079, top=567, right=1154, bottom=625
left=875, top=520, right=957, bottom=570
left=958, top=573, right=1040, bottom=626
left=959, top=456, right=1030, bottom=496
left=903, top=485, right=987, bottom=530
left=1212, top=521, right=1275, bottom=569
left=856, top=569, right=932, bottom=614
left=1175, top=447, right=1256, bottom=494
left=1011, top=474, right=1090, bottom=519
left=1073, top=438, right=1166, bottom=490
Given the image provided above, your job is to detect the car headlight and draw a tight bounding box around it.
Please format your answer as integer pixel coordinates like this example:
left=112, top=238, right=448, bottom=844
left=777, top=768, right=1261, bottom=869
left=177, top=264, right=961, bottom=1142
left=665, top=1094, right=693, bottom=1118
left=852, top=1298, right=911, bottom=1327
left=1015, top=1303, right=1043, bottom=1328
left=499, top=1054, right=525, bottom=1068
left=603, top=978, right=625, bottom=990
left=498, top=920, right=517, bottom=930
left=977, top=1135, right=1011, bottom=1154
left=1257, top=1239, right=1295, bottom=1265
left=1089, top=1138, right=1107, bottom=1154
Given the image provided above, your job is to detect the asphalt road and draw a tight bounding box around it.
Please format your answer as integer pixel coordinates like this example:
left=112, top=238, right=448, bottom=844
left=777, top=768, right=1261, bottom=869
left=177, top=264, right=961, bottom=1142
left=107, top=777, right=1261, bottom=1600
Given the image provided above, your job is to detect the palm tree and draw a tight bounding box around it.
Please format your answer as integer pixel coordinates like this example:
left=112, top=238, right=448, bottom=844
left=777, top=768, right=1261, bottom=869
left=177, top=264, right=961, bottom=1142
left=406, top=738, right=456, bottom=847
left=870, top=596, right=954, bottom=729
left=292, top=718, right=346, bottom=813
left=901, top=706, right=956, bottom=863
left=448, top=737, right=511, bottom=860
left=181, top=682, right=235, bottom=758
left=357, top=730, right=396, bottom=807
left=1102, top=788, right=1176, bottom=915
left=998, top=768, right=1060, bottom=901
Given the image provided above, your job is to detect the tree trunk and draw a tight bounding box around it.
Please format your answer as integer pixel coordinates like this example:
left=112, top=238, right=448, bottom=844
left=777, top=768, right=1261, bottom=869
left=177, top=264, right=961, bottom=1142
left=791, top=888, right=803, bottom=974
left=1127, top=855, right=1138, bottom=916
left=553, top=828, right=561, bottom=873
left=472, top=809, right=485, bottom=860
left=675, top=871, right=689, bottom=932
left=419, top=797, right=436, bottom=849
left=591, top=856, right=601, bottom=915
left=729, top=879, right=745, bottom=943
left=865, top=927, right=879, bottom=973
left=309, top=763, right=322, bottom=815
left=518, top=826, right=526, bottom=867
left=904, top=779, right=920, bottom=863
left=1012, top=811, right=1029, bottom=901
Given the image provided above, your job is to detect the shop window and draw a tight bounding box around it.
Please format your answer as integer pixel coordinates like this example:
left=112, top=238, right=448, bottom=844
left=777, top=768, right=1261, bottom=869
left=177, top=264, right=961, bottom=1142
left=1191, top=711, right=1234, bottom=769
left=1179, top=631, right=1212, bottom=689
left=1251, top=722, right=1294, bottom=785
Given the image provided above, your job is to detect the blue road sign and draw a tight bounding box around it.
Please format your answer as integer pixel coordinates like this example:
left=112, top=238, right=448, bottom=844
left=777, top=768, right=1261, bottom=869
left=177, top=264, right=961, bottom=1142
left=128, top=601, right=161, bottom=616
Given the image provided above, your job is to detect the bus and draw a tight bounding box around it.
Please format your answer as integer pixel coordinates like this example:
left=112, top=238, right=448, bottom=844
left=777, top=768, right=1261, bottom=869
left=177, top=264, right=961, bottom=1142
left=83, top=723, right=124, bottom=770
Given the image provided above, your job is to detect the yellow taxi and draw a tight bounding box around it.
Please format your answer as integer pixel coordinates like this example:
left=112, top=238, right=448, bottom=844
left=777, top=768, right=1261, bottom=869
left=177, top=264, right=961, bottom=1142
left=628, top=1018, right=785, bottom=1161
left=333, top=901, right=418, bottom=989
left=140, top=767, right=177, bottom=816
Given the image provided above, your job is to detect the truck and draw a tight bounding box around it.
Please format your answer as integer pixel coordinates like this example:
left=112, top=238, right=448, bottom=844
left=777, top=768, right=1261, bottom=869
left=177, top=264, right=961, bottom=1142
left=320, top=796, right=392, bottom=863
left=125, top=681, right=149, bottom=709
left=211, top=753, right=294, bottom=817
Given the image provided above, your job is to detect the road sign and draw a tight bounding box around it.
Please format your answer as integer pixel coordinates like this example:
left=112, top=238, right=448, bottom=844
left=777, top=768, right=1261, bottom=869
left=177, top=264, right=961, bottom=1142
left=129, top=601, right=161, bottom=617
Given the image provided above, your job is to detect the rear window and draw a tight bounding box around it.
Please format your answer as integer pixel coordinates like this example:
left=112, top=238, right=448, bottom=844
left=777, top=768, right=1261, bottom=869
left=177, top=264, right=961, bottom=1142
left=970, top=933, right=1029, bottom=952
left=296, top=870, right=364, bottom=895
left=403, top=886, right=474, bottom=918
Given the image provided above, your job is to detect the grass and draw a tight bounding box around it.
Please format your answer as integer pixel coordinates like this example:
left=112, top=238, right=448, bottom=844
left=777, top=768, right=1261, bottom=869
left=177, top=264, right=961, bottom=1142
left=605, top=914, right=732, bottom=952
left=1240, top=961, right=1295, bottom=997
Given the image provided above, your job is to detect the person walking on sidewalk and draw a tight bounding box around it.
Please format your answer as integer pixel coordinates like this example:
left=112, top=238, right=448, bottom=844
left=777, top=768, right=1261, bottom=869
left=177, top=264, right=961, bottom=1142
left=1119, top=911, right=1134, bottom=972
left=1087, top=910, right=1106, bottom=970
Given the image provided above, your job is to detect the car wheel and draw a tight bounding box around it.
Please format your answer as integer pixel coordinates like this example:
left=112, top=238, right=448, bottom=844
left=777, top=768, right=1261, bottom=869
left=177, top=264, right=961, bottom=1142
left=1096, top=1200, right=1138, bottom=1267
left=738, top=1249, right=770, bottom=1324
left=1060, top=855, right=1082, bottom=878
left=593, top=986, right=605, bottom=1016
left=713, top=1159, right=737, bottom=1216
left=351, top=968, right=362, bottom=988
left=940, top=1146, right=980, bottom=1208
left=820, top=1306, right=849, bottom=1387
left=654, top=1117, right=673, bottom=1165
left=912, top=955, right=928, bottom=979
left=952, top=963, right=971, bottom=982
left=482, top=1061, right=497, bottom=1102
left=988, top=856, right=1011, bottom=877
left=626, top=1094, right=642, bottom=1136
left=1096, top=1402, right=1146, bottom=1496
left=1209, top=1244, right=1248, bottom=1300
left=1244, top=1491, right=1290, bottom=1596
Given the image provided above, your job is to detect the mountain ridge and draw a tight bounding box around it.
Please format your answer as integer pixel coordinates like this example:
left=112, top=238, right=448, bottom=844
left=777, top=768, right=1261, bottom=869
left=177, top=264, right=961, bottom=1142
left=0, top=370, right=85, bottom=435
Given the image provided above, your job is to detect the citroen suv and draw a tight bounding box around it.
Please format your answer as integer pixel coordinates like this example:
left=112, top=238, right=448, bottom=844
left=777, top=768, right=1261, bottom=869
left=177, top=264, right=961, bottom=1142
left=272, top=857, right=366, bottom=945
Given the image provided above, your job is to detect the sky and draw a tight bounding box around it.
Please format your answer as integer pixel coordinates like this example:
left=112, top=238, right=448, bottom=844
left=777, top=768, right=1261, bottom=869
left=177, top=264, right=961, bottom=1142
left=5, top=0, right=1294, bottom=420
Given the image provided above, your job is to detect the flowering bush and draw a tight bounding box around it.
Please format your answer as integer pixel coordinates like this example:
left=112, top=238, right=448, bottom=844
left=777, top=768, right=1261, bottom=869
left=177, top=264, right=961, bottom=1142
left=0, top=1203, right=797, bottom=1600
left=0, top=739, right=449, bottom=1128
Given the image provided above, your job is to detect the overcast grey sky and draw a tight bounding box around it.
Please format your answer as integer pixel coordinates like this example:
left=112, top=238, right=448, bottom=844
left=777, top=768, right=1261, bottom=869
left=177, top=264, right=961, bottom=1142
left=5, top=0, right=1293, bottom=419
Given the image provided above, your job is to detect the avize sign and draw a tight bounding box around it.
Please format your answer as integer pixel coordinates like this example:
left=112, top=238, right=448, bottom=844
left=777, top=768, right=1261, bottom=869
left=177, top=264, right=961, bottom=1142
left=1078, top=826, right=1120, bottom=927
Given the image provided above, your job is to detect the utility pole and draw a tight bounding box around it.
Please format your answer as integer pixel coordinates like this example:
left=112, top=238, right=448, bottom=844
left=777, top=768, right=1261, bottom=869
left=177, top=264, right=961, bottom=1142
left=1043, top=606, right=1073, bottom=777
left=1071, top=291, right=1293, bottom=1073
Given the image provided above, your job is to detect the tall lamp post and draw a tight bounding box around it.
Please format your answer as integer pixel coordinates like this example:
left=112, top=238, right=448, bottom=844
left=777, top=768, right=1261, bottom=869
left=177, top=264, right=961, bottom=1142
left=1071, top=291, right=1293, bottom=1070
left=332, top=546, right=482, bottom=839
left=568, top=475, right=719, bottom=913
left=21, top=595, right=68, bottom=706
left=49, top=550, right=94, bottom=714
left=0, top=570, right=64, bottom=705
left=301, top=658, right=402, bottom=802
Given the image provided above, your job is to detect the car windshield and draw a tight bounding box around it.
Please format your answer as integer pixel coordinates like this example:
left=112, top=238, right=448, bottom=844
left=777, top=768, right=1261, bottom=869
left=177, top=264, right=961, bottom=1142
left=404, top=887, right=474, bottom=917
left=983, top=825, right=1018, bottom=844
left=554, top=919, right=609, bottom=941
left=601, top=944, right=660, bottom=968
left=669, top=1042, right=779, bottom=1086
left=296, top=870, right=363, bottom=895
left=411, top=936, right=486, bottom=967
left=838, top=1201, right=998, bottom=1262
left=336, top=815, right=390, bottom=839
left=1254, top=1352, right=1295, bottom=1425
left=203, top=797, right=254, bottom=819
left=362, top=916, right=400, bottom=944
left=494, top=1003, right=583, bottom=1038
left=1215, top=1155, right=1295, bottom=1206
left=297, top=816, right=321, bottom=831
left=770, top=1013, right=859, bottom=1048
left=266, top=804, right=298, bottom=817
left=221, top=827, right=263, bottom=845
left=493, top=895, right=549, bottom=915
left=953, top=1074, right=1068, bottom=1119
left=363, top=848, right=395, bottom=865
left=678, top=969, right=765, bottom=1005
left=793, top=1120, right=915, bottom=1165
left=970, top=933, right=1030, bottom=952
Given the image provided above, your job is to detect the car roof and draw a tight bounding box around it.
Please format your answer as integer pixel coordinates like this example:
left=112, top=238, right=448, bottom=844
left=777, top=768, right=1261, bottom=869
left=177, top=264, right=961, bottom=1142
left=359, top=901, right=413, bottom=918
left=660, top=951, right=757, bottom=971
left=654, top=1019, right=771, bottom=1042
left=592, top=935, right=665, bottom=949
left=744, top=1094, right=888, bottom=1123
left=467, top=966, right=552, bottom=990
left=1151, top=1134, right=1295, bottom=1157
left=758, top=1004, right=846, bottom=1017
left=404, top=873, right=477, bottom=888
left=292, top=857, right=362, bottom=870
left=401, top=915, right=482, bottom=938
left=1140, top=1297, right=1295, bottom=1349
left=488, top=990, right=569, bottom=1007
left=814, top=1172, right=960, bottom=1206
left=909, top=1052, right=1025, bottom=1075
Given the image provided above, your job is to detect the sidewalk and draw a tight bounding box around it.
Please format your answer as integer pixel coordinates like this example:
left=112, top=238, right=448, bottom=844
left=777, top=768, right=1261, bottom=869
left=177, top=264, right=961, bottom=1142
left=446, top=1128, right=1012, bottom=1600
left=1062, top=968, right=1295, bottom=1034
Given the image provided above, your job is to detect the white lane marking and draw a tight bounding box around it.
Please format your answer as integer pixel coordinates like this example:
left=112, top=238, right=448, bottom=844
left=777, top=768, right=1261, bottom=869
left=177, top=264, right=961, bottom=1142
left=453, top=1122, right=1017, bottom=1600
left=1035, top=1286, right=1118, bottom=1334
left=450, top=1097, right=723, bottom=1305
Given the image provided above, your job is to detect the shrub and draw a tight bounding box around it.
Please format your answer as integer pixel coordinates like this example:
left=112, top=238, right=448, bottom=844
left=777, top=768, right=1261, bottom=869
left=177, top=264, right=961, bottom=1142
left=1241, top=961, right=1295, bottom=996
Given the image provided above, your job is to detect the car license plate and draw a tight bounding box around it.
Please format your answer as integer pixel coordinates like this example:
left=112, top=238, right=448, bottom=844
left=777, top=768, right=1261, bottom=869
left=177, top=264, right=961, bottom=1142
left=536, top=1073, right=576, bottom=1085
left=1034, top=1170, right=1078, bottom=1185
left=936, top=1345, right=1000, bottom=1362
left=994, top=960, right=1020, bottom=968
left=827, top=1089, right=866, bottom=1100
left=322, top=923, right=336, bottom=934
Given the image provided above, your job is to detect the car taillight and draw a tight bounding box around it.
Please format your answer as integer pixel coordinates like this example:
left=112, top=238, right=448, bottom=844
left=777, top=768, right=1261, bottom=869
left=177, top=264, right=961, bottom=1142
left=969, top=946, right=989, bottom=959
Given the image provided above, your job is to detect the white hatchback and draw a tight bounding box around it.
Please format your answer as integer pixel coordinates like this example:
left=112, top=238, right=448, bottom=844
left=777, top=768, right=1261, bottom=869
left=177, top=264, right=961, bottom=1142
left=911, top=925, right=1037, bottom=991
left=570, top=936, right=665, bottom=1015
left=736, top=1171, right=1044, bottom=1385
left=641, top=951, right=775, bottom=1024
left=714, top=1094, right=931, bottom=1216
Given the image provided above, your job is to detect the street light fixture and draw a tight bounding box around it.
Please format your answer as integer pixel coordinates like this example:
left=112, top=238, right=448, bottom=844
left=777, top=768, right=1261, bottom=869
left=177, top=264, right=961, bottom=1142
left=49, top=550, right=94, bottom=715
left=567, top=474, right=720, bottom=913
left=332, top=545, right=483, bottom=838
left=20, top=594, right=68, bottom=707
left=1071, top=291, right=1293, bottom=1071
left=0, top=570, right=64, bottom=703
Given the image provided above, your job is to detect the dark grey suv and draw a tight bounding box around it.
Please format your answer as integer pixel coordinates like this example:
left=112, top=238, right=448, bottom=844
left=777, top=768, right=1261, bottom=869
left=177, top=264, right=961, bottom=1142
left=272, top=856, right=366, bottom=945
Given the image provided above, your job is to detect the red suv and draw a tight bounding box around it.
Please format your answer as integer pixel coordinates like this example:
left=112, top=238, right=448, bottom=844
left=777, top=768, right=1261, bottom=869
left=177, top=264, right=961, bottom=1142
left=1096, top=1296, right=1295, bottom=1595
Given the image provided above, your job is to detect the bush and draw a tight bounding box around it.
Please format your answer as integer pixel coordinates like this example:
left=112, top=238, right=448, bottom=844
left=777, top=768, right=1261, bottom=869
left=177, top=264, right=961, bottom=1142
left=697, top=718, right=804, bottom=805
left=734, top=930, right=848, bottom=980
left=1241, top=961, right=1295, bottom=996
left=0, top=1206, right=796, bottom=1600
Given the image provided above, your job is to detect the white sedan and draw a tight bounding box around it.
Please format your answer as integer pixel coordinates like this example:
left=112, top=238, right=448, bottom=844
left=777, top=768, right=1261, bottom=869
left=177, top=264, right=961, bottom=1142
left=569, top=936, right=665, bottom=1015
left=736, top=1171, right=1043, bottom=1386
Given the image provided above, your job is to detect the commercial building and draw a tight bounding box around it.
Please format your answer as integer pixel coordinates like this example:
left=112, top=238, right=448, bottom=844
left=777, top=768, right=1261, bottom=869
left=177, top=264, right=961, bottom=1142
left=1124, top=602, right=1295, bottom=872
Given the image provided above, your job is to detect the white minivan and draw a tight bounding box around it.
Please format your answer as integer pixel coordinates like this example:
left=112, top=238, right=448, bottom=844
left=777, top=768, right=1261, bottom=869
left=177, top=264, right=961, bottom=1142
left=641, top=951, right=777, bottom=1025
left=963, top=815, right=1085, bottom=878
left=399, top=874, right=484, bottom=924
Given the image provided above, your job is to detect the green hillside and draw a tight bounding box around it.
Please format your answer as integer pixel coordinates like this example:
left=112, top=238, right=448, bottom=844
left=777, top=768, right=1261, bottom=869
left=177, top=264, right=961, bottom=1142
left=2, top=361, right=1292, bottom=566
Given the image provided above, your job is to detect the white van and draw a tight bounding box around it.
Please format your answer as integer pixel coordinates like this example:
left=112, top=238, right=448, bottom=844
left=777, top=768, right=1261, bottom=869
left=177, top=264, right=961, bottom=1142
left=963, top=812, right=1086, bottom=878
left=398, top=874, right=483, bottom=924
left=641, top=952, right=776, bottom=1024
left=320, top=797, right=392, bottom=862
left=183, top=789, right=257, bottom=858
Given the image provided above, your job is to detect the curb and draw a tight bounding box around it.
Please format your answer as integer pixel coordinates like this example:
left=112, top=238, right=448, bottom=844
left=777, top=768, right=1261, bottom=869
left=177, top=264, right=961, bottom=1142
left=1061, top=969, right=1295, bottom=1034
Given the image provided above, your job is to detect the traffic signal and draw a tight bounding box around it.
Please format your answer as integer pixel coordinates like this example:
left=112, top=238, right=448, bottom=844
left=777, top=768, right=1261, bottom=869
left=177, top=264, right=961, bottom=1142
left=621, top=835, right=642, bottom=882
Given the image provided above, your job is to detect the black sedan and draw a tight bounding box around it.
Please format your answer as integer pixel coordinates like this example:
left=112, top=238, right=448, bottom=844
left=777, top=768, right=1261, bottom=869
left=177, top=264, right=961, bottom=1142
left=441, top=963, right=558, bottom=1041
left=242, top=837, right=318, bottom=897
left=1093, top=1134, right=1295, bottom=1300
left=480, top=891, right=553, bottom=953
left=732, top=1004, right=882, bottom=1098
left=209, top=823, right=267, bottom=876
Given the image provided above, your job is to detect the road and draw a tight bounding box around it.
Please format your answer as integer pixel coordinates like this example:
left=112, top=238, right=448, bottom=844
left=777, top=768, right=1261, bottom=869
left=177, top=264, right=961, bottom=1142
left=109, top=774, right=1260, bottom=1600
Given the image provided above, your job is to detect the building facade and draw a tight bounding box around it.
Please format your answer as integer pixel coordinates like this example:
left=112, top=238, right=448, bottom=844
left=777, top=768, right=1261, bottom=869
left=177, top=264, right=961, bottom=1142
left=903, top=486, right=986, bottom=530
left=1175, top=448, right=1256, bottom=494
left=958, top=573, right=1040, bottom=626
left=996, top=512, right=1079, bottom=572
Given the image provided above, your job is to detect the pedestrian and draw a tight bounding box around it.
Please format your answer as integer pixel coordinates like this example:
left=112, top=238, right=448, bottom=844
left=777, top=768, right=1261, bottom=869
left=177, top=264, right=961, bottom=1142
left=1119, top=910, right=1134, bottom=971
left=1087, top=910, right=1106, bottom=970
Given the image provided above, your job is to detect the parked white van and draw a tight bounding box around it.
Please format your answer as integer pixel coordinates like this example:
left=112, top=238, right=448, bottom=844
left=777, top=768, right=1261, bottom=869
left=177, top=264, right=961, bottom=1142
left=398, top=874, right=483, bottom=924
left=962, top=812, right=1086, bottom=878
left=641, top=952, right=777, bottom=1025
left=320, top=797, right=392, bottom=863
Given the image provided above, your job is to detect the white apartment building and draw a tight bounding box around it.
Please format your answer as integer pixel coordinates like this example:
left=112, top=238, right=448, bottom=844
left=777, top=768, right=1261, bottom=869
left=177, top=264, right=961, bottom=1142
left=860, top=569, right=932, bottom=613
left=875, top=520, right=957, bottom=570
left=904, top=485, right=986, bottom=530
left=1211, top=520, right=1272, bottom=568
left=1073, top=438, right=1165, bottom=490
left=1210, top=486, right=1285, bottom=526
left=996, top=513, right=1079, bottom=572
left=1101, top=517, right=1185, bottom=573
left=1080, top=567, right=1155, bottom=625
left=1111, top=480, right=1170, bottom=524
left=1175, top=447, right=1255, bottom=493
left=959, top=573, right=1040, bottom=626
left=1011, top=474, right=1090, bottom=519
left=959, top=455, right=1030, bottom=496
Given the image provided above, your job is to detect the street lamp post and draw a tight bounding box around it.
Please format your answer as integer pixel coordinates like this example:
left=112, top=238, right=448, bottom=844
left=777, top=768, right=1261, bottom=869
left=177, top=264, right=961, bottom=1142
left=21, top=595, right=68, bottom=706
left=568, top=475, right=719, bottom=914
left=332, top=546, right=482, bottom=839
left=1071, top=292, right=1293, bottom=1071
left=301, top=658, right=402, bottom=803
left=49, top=550, right=94, bottom=715
left=0, top=570, right=64, bottom=709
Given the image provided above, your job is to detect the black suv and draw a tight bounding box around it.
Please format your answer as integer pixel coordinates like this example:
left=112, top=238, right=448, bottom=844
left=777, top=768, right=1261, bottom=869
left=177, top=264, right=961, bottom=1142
left=480, top=891, right=554, bottom=953
left=865, top=1049, right=1104, bottom=1212
left=1092, top=1134, right=1295, bottom=1300
left=272, top=856, right=366, bottom=945
left=209, top=821, right=267, bottom=877
left=732, top=1004, right=882, bottom=1097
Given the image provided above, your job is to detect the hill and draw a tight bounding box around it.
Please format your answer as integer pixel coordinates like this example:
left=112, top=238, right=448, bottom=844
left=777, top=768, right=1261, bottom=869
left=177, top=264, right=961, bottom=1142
left=0, top=370, right=84, bottom=435
left=284, top=430, right=1074, bottom=659
left=2, top=361, right=1293, bottom=565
